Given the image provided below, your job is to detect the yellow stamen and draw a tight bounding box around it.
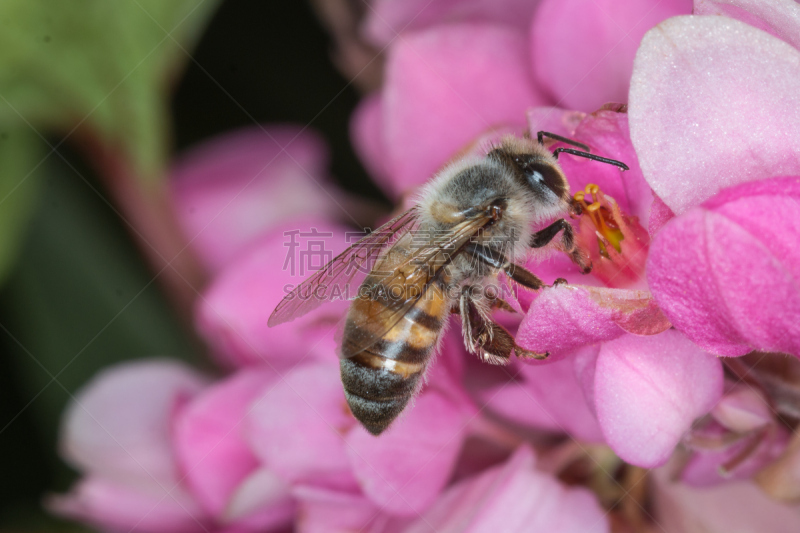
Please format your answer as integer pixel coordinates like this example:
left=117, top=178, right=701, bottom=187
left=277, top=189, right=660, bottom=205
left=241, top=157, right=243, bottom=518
left=573, top=184, right=624, bottom=257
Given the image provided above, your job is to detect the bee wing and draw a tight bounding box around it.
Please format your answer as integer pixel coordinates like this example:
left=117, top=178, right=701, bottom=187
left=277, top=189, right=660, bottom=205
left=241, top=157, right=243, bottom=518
left=267, top=208, right=420, bottom=327
left=343, top=212, right=493, bottom=356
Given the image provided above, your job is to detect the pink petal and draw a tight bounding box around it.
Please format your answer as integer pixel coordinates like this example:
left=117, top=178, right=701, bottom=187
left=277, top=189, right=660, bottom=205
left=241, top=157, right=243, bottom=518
left=470, top=358, right=604, bottom=442
left=244, top=363, right=359, bottom=491
left=711, top=385, right=772, bottom=433
left=647, top=176, right=800, bottom=357
left=47, top=476, right=207, bottom=533
left=362, top=0, right=542, bottom=47
left=60, top=359, right=207, bottom=487
left=652, top=464, right=800, bottom=533
left=531, top=0, right=692, bottom=112
left=527, top=107, right=585, bottom=139
left=573, top=344, right=601, bottom=414
left=404, top=445, right=609, bottom=533
left=345, top=386, right=473, bottom=516
left=563, top=109, right=653, bottom=223
left=350, top=93, right=394, bottom=196
left=648, top=193, right=675, bottom=236
left=293, top=486, right=410, bottom=533
left=382, top=23, right=549, bottom=196
left=170, top=126, right=343, bottom=272
left=594, top=331, right=724, bottom=467
left=681, top=424, right=789, bottom=487
left=629, top=16, right=800, bottom=215
left=172, top=368, right=283, bottom=520
left=694, top=0, right=800, bottom=51
left=223, top=468, right=296, bottom=531
left=516, top=285, right=670, bottom=357
left=196, top=220, right=350, bottom=369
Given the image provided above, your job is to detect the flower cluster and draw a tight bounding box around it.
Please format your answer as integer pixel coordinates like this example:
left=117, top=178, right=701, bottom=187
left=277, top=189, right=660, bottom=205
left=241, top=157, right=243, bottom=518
left=50, top=0, right=800, bottom=531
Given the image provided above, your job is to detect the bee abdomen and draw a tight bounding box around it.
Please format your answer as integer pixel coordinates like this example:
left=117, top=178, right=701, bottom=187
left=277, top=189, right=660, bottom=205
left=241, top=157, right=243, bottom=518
left=340, top=313, right=443, bottom=434
left=340, top=350, right=424, bottom=435
left=340, top=271, right=449, bottom=434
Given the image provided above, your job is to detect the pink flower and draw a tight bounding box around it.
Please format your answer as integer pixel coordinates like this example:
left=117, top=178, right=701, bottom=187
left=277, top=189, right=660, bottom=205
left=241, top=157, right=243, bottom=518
left=404, top=445, right=609, bottom=533
left=515, top=106, right=666, bottom=355
left=532, top=1, right=800, bottom=470
left=629, top=11, right=800, bottom=357
left=589, top=331, right=723, bottom=467
left=354, top=18, right=713, bottom=472
left=441, top=105, right=721, bottom=468
left=244, top=350, right=478, bottom=517
left=292, top=486, right=411, bottom=533
left=680, top=421, right=788, bottom=487
left=629, top=14, right=800, bottom=217
left=172, top=367, right=295, bottom=530
left=352, top=0, right=689, bottom=198
left=652, top=461, right=800, bottom=533
left=49, top=360, right=210, bottom=532
left=49, top=360, right=294, bottom=532
left=648, top=177, right=800, bottom=357
left=469, top=1, right=800, bottom=469
left=531, top=0, right=692, bottom=112
left=196, top=219, right=352, bottom=369
left=362, top=22, right=549, bottom=199
left=354, top=8, right=719, bottom=470
left=466, top=352, right=605, bottom=443
left=361, top=0, right=542, bottom=47
left=169, top=125, right=360, bottom=273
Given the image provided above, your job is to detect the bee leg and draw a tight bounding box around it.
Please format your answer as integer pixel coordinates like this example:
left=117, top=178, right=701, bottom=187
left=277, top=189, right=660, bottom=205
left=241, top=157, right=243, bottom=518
left=530, top=219, right=592, bottom=274
left=489, top=296, right=517, bottom=313
left=514, top=345, right=550, bottom=361
left=459, top=287, right=513, bottom=365
left=459, top=287, right=548, bottom=362
left=464, top=242, right=559, bottom=290
left=503, top=262, right=545, bottom=291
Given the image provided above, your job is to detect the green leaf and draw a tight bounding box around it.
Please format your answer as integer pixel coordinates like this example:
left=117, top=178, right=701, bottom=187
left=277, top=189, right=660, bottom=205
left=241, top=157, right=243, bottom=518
left=0, top=0, right=220, bottom=182
left=0, top=125, right=43, bottom=285
left=0, top=154, right=204, bottom=506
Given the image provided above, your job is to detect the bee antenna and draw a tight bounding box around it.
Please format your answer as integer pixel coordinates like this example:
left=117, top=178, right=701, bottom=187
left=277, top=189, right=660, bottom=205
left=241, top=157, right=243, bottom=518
left=552, top=147, right=629, bottom=171
left=536, top=131, right=590, bottom=152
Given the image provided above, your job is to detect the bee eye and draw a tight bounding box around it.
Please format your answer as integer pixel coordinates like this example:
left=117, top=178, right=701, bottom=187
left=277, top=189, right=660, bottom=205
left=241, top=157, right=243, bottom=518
left=529, top=170, right=545, bottom=184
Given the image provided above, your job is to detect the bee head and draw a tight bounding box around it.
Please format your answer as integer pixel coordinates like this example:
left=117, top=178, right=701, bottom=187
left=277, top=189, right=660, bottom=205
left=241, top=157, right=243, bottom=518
left=487, top=138, right=571, bottom=206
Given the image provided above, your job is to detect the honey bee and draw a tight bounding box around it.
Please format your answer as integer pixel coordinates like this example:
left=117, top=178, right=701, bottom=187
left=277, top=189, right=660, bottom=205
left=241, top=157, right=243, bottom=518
left=268, top=131, right=628, bottom=435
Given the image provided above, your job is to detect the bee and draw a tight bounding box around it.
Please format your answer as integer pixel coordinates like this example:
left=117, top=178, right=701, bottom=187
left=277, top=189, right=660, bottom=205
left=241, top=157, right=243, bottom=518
left=268, top=131, right=628, bottom=435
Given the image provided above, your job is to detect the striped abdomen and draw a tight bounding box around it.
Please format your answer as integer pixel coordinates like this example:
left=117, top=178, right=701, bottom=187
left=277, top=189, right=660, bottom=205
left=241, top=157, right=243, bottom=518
left=340, top=253, right=450, bottom=435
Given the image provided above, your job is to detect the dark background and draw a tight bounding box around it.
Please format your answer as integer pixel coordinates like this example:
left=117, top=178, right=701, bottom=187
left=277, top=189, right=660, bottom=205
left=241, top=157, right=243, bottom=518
left=0, top=1, right=379, bottom=528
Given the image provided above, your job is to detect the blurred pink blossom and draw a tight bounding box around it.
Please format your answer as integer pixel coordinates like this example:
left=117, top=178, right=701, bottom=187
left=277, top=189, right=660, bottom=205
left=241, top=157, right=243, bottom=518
left=404, top=445, right=609, bottom=533
left=50, top=354, right=614, bottom=531
left=49, top=360, right=212, bottom=532
left=680, top=420, right=789, bottom=487
left=196, top=219, right=351, bottom=369
left=652, top=462, right=800, bottom=533
left=352, top=0, right=689, bottom=199
left=243, top=350, right=477, bottom=517
left=531, top=0, right=692, bottom=112
left=172, top=367, right=296, bottom=530
left=361, top=0, right=543, bottom=47
left=170, top=126, right=359, bottom=273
